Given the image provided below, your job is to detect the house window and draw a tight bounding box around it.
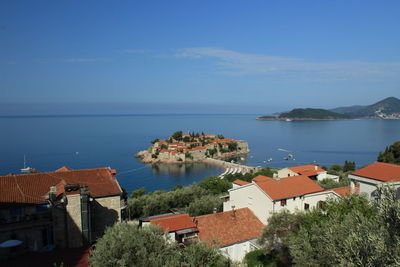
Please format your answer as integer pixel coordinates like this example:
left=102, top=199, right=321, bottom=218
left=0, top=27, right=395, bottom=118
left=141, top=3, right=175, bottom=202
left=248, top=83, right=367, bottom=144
left=280, top=199, right=287, bottom=206
left=317, top=201, right=325, bottom=209
left=293, top=197, right=296, bottom=200
left=304, top=203, right=310, bottom=210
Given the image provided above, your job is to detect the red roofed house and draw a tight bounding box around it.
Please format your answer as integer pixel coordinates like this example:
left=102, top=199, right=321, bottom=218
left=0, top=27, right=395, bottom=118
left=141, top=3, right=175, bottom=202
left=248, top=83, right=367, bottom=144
left=141, top=208, right=263, bottom=262
left=349, top=162, right=400, bottom=200
left=139, top=213, right=198, bottom=245
left=195, top=208, right=264, bottom=261
left=0, top=167, right=126, bottom=251
left=232, top=179, right=250, bottom=189
left=277, top=164, right=339, bottom=182
left=223, top=175, right=341, bottom=224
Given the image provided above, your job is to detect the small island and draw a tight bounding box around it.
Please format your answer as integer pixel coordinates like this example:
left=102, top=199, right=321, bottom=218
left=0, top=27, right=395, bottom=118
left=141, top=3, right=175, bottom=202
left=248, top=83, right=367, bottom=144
left=257, top=108, right=351, bottom=121
left=135, top=131, right=250, bottom=163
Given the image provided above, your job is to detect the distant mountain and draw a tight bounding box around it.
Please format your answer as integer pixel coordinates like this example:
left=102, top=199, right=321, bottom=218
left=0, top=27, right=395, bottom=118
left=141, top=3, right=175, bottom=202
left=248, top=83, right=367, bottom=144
left=279, top=108, right=350, bottom=120
left=331, top=97, right=400, bottom=117
left=330, top=105, right=366, bottom=115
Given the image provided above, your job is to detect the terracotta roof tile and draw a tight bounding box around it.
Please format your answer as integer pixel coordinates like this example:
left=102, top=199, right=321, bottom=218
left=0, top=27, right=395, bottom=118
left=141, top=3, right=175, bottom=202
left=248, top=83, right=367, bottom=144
left=148, top=214, right=197, bottom=232
left=288, top=164, right=326, bottom=175
left=352, top=162, right=400, bottom=182
left=0, top=167, right=122, bottom=204
left=196, top=208, right=264, bottom=247
left=233, top=179, right=250, bottom=186
left=253, top=175, right=324, bottom=200
left=330, top=185, right=360, bottom=196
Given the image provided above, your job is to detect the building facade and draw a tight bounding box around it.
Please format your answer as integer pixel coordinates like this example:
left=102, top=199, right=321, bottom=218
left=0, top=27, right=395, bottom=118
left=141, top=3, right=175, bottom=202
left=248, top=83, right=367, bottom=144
left=0, top=166, right=126, bottom=252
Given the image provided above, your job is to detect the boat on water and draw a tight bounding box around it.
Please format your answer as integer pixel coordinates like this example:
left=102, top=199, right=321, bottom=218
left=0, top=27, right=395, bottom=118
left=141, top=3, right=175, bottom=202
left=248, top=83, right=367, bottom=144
left=20, top=155, right=34, bottom=173
left=285, top=119, right=292, bottom=122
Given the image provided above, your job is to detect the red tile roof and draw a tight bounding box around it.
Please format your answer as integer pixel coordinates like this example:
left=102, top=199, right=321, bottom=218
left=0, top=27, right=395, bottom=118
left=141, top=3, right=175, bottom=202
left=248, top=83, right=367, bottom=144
left=253, top=175, right=324, bottom=200
left=196, top=208, right=264, bottom=247
left=330, top=184, right=360, bottom=196
left=0, top=167, right=122, bottom=204
left=288, top=164, right=326, bottom=176
left=351, top=162, right=400, bottom=182
left=148, top=214, right=197, bottom=232
left=233, top=179, right=250, bottom=186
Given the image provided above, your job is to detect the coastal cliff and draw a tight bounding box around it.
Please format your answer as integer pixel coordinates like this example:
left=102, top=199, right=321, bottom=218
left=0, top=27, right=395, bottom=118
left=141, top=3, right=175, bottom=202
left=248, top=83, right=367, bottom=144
left=135, top=131, right=250, bottom=164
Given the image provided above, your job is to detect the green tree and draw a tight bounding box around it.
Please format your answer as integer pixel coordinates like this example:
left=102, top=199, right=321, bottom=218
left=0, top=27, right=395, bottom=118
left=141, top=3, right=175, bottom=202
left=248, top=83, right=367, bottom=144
left=343, top=160, right=356, bottom=172
left=172, top=131, right=183, bottom=141
left=90, top=224, right=230, bottom=267
left=378, top=141, right=400, bottom=164
left=151, top=138, right=159, bottom=144
left=329, top=164, right=342, bottom=173
left=181, top=242, right=230, bottom=267
left=227, top=142, right=238, bottom=151
left=131, top=187, right=146, bottom=198
left=186, top=195, right=223, bottom=216
left=89, top=224, right=180, bottom=267
left=197, top=176, right=231, bottom=195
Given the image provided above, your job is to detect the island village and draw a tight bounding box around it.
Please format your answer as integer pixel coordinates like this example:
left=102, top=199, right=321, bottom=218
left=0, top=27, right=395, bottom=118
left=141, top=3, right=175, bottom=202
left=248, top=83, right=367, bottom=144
left=136, top=131, right=250, bottom=163
left=1, top=134, right=400, bottom=266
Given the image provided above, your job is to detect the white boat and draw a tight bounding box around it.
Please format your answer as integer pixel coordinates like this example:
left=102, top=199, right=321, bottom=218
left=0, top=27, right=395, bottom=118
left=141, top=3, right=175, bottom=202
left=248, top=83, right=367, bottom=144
left=285, top=119, right=292, bottom=122
left=21, top=155, right=34, bottom=173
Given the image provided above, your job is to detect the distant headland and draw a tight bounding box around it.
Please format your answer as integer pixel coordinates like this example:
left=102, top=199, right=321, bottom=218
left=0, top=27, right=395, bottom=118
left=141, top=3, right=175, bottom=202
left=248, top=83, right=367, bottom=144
left=135, top=131, right=249, bottom=163
left=257, top=97, right=400, bottom=121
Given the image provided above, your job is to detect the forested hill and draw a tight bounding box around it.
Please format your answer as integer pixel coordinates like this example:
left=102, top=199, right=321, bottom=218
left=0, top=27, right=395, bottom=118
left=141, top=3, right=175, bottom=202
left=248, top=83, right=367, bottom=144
left=331, top=97, right=400, bottom=117
left=278, top=108, right=350, bottom=119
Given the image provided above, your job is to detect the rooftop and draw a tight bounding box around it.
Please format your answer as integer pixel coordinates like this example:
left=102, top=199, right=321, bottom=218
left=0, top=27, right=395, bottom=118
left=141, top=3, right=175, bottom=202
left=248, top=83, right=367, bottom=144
left=145, top=213, right=198, bottom=233
left=351, top=162, right=400, bottom=182
left=233, top=179, right=250, bottom=186
left=0, top=167, right=122, bottom=204
left=288, top=164, right=326, bottom=176
left=195, top=208, right=263, bottom=247
left=253, top=175, right=324, bottom=200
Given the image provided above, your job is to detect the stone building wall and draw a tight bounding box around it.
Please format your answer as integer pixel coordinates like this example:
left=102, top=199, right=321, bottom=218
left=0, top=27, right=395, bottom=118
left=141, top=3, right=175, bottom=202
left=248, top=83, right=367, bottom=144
left=65, top=194, right=83, bottom=248
left=90, top=195, right=121, bottom=241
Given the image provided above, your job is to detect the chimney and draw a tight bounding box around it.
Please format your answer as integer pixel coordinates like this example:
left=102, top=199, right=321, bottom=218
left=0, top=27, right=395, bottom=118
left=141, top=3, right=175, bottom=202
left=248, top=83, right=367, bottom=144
left=213, top=207, right=217, bottom=214
left=231, top=205, right=236, bottom=220
left=273, top=176, right=280, bottom=181
left=314, top=165, right=318, bottom=170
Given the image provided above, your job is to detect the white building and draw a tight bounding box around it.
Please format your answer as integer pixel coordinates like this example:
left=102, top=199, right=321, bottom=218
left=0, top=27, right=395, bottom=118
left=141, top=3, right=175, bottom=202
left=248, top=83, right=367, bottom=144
left=277, top=164, right=339, bottom=182
left=195, top=208, right=264, bottom=262
left=349, top=162, right=400, bottom=200
left=223, top=175, right=341, bottom=224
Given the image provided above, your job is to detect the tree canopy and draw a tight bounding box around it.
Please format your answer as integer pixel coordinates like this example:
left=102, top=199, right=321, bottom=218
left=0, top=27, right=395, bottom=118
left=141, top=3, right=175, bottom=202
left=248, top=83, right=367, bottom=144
left=89, top=224, right=230, bottom=267
left=257, top=186, right=400, bottom=266
left=378, top=141, right=400, bottom=164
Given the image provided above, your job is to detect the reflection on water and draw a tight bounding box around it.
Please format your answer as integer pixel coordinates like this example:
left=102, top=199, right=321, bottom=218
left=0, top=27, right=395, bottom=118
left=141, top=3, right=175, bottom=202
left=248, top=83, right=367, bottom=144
left=150, top=154, right=249, bottom=178
left=150, top=162, right=224, bottom=177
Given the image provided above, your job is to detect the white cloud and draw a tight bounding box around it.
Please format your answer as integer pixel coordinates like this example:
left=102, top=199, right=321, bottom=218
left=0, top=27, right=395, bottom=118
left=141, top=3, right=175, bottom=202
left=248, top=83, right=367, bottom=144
left=175, top=47, right=400, bottom=81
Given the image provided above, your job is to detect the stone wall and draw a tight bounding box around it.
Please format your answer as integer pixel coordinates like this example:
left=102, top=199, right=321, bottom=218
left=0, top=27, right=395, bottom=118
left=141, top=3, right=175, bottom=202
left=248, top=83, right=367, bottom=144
left=65, top=194, right=83, bottom=248
left=90, top=195, right=121, bottom=241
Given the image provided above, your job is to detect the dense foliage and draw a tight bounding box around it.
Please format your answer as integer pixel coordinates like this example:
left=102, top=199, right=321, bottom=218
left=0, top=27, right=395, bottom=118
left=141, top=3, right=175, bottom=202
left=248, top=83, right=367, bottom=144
left=258, top=186, right=400, bottom=266
left=279, top=108, right=350, bottom=119
left=378, top=141, right=400, bottom=164
left=127, top=176, right=230, bottom=219
left=223, top=168, right=275, bottom=183
left=89, top=224, right=230, bottom=267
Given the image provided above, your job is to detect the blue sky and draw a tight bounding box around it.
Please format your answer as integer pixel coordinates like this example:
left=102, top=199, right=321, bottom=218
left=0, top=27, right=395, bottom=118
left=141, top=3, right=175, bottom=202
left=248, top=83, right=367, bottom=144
left=1, top=0, right=400, bottom=113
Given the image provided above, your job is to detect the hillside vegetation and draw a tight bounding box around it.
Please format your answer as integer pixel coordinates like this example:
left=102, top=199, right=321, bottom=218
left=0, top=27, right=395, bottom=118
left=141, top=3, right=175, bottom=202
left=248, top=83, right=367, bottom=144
left=279, top=108, right=350, bottom=119
left=332, top=96, right=400, bottom=117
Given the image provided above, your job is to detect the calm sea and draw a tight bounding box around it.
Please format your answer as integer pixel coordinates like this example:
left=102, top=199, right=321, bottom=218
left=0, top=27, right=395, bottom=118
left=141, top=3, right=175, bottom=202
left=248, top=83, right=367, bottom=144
left=1, top=114, right=399, bottom=193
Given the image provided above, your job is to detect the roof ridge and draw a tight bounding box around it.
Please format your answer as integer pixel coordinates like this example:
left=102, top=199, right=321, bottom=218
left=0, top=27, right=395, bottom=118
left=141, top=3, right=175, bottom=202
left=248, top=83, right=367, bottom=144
left=2, top=167, right=111, bottom=178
